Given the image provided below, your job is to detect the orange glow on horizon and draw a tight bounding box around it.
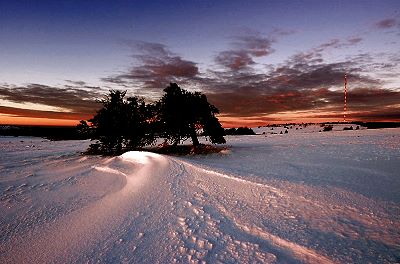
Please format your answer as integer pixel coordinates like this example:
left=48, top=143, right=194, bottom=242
left=218, top=111, right=350, bottom=128
left=0, top=115, right=81, bottom=126
left=219, top=118, right=341, bottom=128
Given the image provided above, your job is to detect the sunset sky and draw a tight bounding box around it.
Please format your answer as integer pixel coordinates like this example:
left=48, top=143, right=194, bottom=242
left=0, top=0, right=399, bottom=127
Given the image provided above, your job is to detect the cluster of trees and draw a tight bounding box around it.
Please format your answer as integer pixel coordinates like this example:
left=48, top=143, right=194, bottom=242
left=224, top=127, right=256, bottom=135
left=322, top=125, right=333, bottom=131
left=78, top=83, right=226, bottom=155
left=0, top=125, right=84, bottom=140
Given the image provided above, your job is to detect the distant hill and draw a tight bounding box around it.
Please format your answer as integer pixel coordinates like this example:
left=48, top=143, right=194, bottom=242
left=353, top=122, right=400, bottom=129
left=0, top=125, right=87, bottom=140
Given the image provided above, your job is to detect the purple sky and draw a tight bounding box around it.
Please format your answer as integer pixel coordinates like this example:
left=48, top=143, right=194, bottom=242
left=0, top=0, right=399, bottom=126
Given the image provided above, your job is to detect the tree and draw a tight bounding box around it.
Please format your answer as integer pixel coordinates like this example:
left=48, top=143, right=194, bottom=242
left=322, top=124, right=333, bottom=132
left=157, top=83, right=225, bottom=146
left=224, top=127, right=256, bottom=135
left=125, top=96, right=157, bottom=148
left=76, top=120, right=92, bottom=139
left=88, top=90, right=155, bottom=154
left=83, top=84, right=225, bottom=155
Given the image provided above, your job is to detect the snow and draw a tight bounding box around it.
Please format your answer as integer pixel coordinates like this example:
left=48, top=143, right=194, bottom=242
left=1, top=127, right=399, bottom=263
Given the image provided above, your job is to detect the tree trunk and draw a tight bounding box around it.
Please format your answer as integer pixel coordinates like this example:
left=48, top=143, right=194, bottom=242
left=189, top=124, right=200, bottom=146
left=191, top=133, right=199, bottom=146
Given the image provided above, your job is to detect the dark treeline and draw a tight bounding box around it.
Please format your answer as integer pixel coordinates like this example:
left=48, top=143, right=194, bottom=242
left=0, top=125, right=85, bottom=140
left=353, top=121, right=400, bottom=129
left=224, top=127, right=256, bottom=135
left=79, top=83, right=226, bottom=155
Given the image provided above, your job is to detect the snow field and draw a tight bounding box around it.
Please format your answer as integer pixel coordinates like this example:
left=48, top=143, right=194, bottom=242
left=1, top=127, right=399, bottom=263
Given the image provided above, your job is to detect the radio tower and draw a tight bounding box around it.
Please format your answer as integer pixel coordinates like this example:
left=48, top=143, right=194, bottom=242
left=344, top=73, right=347, bottom=122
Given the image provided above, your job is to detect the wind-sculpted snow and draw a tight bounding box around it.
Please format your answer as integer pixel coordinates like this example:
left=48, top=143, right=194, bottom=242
left=1, top=128, right=399, bottom=263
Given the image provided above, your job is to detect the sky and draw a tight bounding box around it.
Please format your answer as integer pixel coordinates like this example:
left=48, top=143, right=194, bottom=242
left=0, top=0, right=399, bottom=127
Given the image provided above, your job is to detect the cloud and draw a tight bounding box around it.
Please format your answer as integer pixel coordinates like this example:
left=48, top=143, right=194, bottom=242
left=64, top=80, right=87, bottom=86
left=103, top=41, right=199, bottom=90
left=344, top=88, right=400, bottom=110
left=290, top=37, right=364, bottom=65
left=101, top=34, right=397, bottom=123
left=207, top=85, right=400, bottom=119
left=309, top=107, right=400, bottom=122
left=215, top=32, right=274, bottom=70
left=347, top=37, right=363, bottom=45
left=0, top=84, right=102, bottom=119
left=235, top=34, right=275, bottom=57
left=348, top=108, right=400, bottom=121
left=375, top=18, right=397, bottom=29
left=199, top=39, right=391, bottom=119
left=100, top=76, right=130, bottom=87
left=207, top=88, right=331, bottom=117
left=63, top=80, right=105, bottom=92
left=268, top=64, right=344, bottom=90
left=215, top=50, right=255, bottom=71
left=204, top=46, right=379, bottom=95
left=271, top=28, right=297, bottom=37
left=0, top=106, right=93, bottom=120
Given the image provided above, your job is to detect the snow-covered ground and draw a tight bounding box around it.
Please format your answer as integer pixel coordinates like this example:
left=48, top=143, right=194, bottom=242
left=1, top=126, right=399, bottom=263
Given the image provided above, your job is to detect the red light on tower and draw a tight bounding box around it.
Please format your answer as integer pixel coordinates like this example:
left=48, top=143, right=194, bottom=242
left=344, top=73, right=347, bottom=122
